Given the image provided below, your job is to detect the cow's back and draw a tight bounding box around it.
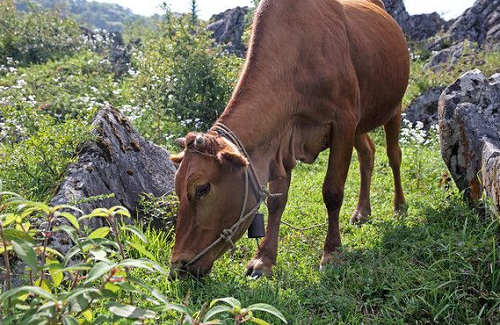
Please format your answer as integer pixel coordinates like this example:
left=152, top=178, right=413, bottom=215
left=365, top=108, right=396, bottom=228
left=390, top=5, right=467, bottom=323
left=341, top=0, right=409, bottom=134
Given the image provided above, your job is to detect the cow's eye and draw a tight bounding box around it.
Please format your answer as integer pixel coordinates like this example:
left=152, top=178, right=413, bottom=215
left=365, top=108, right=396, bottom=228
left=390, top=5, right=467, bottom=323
left=195, top=183, right=211, bottom=200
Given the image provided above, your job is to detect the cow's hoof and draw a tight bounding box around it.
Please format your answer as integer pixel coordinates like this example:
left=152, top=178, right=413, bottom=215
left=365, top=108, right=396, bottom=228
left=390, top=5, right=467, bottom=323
left=394, top=202, right=408, bottom=216
left=350, top=208, right=371, bottom=225
left=245, top=258, right=273, bottom=279
left=319, top=251, right=342, bottom=271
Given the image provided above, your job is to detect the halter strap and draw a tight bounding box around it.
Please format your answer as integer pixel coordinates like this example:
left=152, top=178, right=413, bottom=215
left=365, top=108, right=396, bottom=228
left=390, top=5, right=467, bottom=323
left=184, top=123, right=269, bottom=267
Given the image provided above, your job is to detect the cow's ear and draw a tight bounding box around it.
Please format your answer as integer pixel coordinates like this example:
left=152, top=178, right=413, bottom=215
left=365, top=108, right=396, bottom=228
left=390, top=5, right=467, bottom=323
left=174, top=137, right=186, bottom=148
left=170, top=151, right=184, bottom=164
left=217, top=149, right=248, bottom=167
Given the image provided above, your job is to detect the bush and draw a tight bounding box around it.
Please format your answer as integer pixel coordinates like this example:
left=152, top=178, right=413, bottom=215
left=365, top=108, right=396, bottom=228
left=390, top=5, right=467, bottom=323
left=0, top=193, right=286, bottom=324
left=0, top=0, right=83, bottom=66
left=121, top=10, right=243, bottom=143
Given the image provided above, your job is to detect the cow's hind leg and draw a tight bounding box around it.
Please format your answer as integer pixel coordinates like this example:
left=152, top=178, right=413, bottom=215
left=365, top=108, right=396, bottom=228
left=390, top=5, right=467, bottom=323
left=320, top=118, right=356, bottom=269
left=350, top=133, right=375, bottom=224
left=384, top=108, right=406, bottom=213
left=246, top=171, right=291, bottom=278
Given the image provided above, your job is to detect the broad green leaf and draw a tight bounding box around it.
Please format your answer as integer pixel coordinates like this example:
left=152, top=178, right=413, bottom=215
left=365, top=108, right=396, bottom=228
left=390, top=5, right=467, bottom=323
left=104, top=282, right=121, bottom=293
left=122, top=225, right=147, bottom=243
left=35, top=246, right=64, bottom=259
left=108, top=304, right=156, bottom=320
left=15, top=201, right=50, bottom=214
left=82, top=309, right=93, bottom=321
left=53, top=225, right=80, bottom=247
left=128, top=242, right=156, bottom=261
left=79, top=208, right=110, bottom=221
left=110, top=206, right=131, bottom=218
left=55, top=211, right=80, bottom=230
left=248, top=303, right=287, bottom=323
left=3, top=228, right=35, bottom=244
left=88, top=226, right=110, bottom=239
left=64, top=245, right=82, bottom=264
left=0, top=286, right=57, bottom=302
left=84, top=261, right=116, bottom=284
left=119, top=258, right=155, bottom=271
left=62, top=315, right=80, bottom=325
left=203, top=305, right=233, bottom=322
left=1, top=213, right=17, bottom=227
left=158, top=303, right=193, bottom=319
left=12, top=239, right=38, bottom=272
left=250, top=317, right=272, bottom=325
left=210, top=297, right=241, bottom=308
left=34, top=279, right=52, bottom=293
left=52, top=204, right=83, bottom=214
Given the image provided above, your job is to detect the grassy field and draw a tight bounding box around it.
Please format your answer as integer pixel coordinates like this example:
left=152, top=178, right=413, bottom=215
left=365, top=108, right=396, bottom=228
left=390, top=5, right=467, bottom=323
left=127, top=129, right=500, bottom=324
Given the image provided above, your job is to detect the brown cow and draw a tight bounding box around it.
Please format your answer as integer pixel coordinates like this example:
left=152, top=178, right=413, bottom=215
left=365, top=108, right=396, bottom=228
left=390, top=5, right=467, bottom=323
left=169, top=0, right=409, bottom=278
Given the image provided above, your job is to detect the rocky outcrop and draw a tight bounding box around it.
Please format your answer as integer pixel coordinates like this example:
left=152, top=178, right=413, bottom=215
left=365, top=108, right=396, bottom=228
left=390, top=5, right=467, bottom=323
left=406, top=13, right=448, bottom=41
left=50, top=105, right=176, bottom=230
left=381, top=0, right=446, bottom=41
left=425, top=41, right=478, bottom=72
left=404, top=86, right=445, bottom=130
left=207, top=7, right=249, bottom=56
left=482, top=140, right=500, bottom=209
left=426, top=0, right=500, bottom=70
left=438, top=70, right=500, bottom=206
left=447, top=0, right=500, bottom=45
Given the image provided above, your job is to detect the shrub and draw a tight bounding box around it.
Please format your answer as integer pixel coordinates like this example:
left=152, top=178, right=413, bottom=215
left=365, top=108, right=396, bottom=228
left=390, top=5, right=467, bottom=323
left=0, top=193, right=287, bottom=324
left=121, top=9, right=243, bottom=143
left=0, top=0, right=83, bottom=66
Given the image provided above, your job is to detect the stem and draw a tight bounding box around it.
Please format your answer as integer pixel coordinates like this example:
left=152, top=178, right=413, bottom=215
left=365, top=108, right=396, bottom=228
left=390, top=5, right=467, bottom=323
left=39, top=213, right=53, bottom=284
left=109, top=214, right=132, bottom=304
left=0, top=222, right=12, bottom=312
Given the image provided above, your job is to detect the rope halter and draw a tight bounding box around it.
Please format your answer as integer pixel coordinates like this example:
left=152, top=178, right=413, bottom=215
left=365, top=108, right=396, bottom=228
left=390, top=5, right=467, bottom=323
left=184, top=123, right=269, bottom=267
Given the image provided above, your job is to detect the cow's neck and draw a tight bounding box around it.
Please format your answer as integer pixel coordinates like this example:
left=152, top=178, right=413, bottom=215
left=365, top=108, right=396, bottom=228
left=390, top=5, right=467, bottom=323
left=216, top=90, right=294, bottom=186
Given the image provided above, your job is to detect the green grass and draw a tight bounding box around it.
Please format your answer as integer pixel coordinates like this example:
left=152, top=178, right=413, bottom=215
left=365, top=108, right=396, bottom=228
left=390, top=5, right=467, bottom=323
left=132, top=130, right=500, bottom=324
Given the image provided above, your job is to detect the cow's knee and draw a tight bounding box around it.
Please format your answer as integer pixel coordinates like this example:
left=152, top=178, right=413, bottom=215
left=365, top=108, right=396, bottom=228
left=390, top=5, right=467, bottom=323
left=322, top=186, right=344, bottom=212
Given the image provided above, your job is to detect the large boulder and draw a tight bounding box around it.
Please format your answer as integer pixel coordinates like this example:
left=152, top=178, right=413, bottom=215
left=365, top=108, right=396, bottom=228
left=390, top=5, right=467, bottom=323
left=404, top=86, right=445, bottom=130
left=50, top=105, right=176, bottom=228
left=482, top=140, right=500, bottom=209
left=381, top=0, right=446, bottom=41
left=207, top=7, right=249, bottom=56
left=438, top=70, right=500, bottom=205
left=447, top=0, right=500, bottom=46
left=425, top=41, right=478, bottom=72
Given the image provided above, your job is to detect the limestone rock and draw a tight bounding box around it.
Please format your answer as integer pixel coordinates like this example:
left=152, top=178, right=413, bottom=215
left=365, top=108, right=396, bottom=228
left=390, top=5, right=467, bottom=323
left=404, top=86, right=445, bottom=130
left=50, top=105, right=176, bottom=250
left=438, top=70, right=500, bottom=203
left=207, top=7, right=249, bottom=56
left=447, top=0, right=500, bottom=45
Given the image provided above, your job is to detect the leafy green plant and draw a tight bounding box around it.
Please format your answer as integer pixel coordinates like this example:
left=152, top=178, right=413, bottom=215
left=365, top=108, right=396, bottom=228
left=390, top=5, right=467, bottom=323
left=160, top=297, right=287, bottom=325
left=138, top=192, right=179, bottom=229
left=0, top=192, right=168, bottom=324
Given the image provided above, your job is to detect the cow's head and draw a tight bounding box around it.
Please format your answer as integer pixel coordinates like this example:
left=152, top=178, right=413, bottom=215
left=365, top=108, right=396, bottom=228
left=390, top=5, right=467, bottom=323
left=169, top=132, right=257, bottom=278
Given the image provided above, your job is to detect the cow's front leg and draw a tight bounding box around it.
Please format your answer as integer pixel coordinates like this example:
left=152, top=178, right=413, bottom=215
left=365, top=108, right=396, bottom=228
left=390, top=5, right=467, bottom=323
left=320, top=117, right=356, bottom=270
left=246, top=171, right=291, bottom=278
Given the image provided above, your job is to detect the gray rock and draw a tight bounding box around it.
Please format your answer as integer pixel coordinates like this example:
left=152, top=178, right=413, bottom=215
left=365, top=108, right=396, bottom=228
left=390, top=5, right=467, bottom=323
left=207, top=7, right=249, bottom=56
left=447, top=0, right=500, bottom=45
left=482, top=140, right=500, bottom=210
left=438, top=70, right=500, bottom=203
left=51, top=105, right=176, bottom=215
left=49, top=105, right=176, bottom=253
left=425, top=41, right=478, bottom=72
left=404, top=86, right=445, bottom=130
left=381, top=0, right=446, bottom=40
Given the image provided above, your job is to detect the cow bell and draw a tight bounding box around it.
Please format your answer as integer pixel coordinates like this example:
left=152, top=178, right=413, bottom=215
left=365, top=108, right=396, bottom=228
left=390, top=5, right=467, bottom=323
left=248, top=212, right=265, bottom=238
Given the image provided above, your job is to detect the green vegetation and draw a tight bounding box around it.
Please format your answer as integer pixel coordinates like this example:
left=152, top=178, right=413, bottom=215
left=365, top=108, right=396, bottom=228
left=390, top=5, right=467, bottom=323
left=15, top=0, right=150, bottom=33
left=1, top=1, right=500, bottom=324
left=124, top=128, right=500, bottom=324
